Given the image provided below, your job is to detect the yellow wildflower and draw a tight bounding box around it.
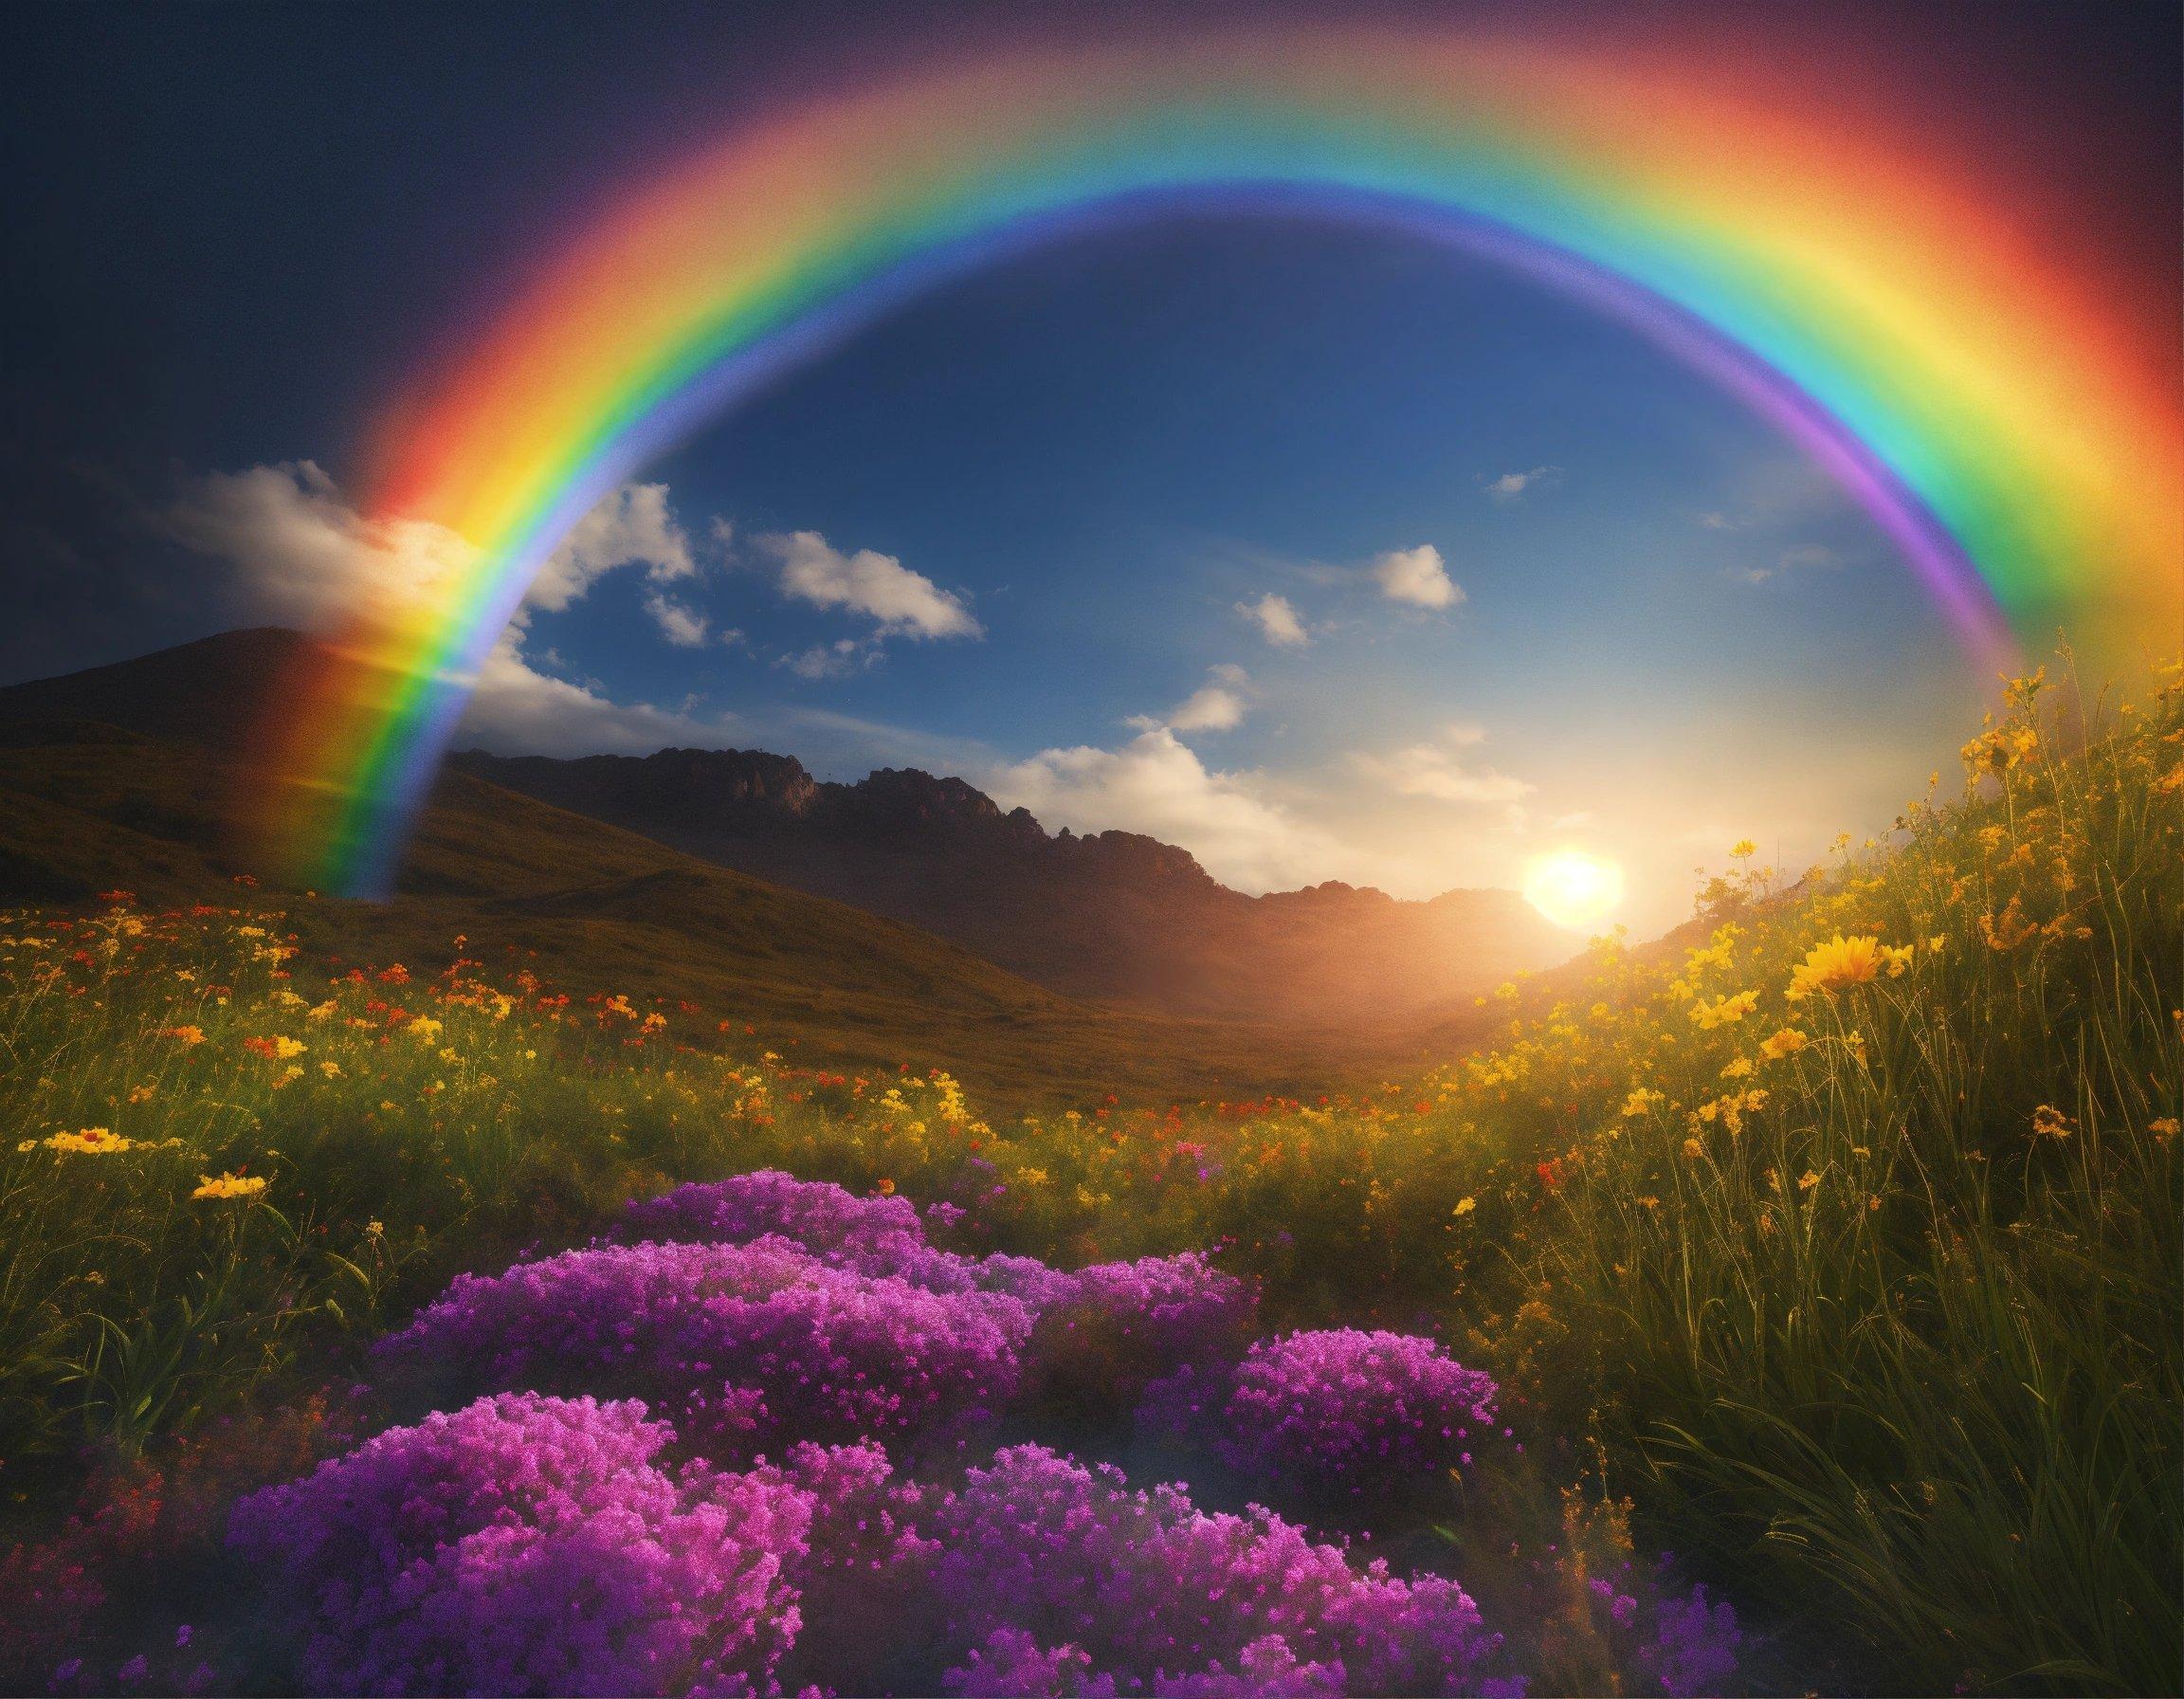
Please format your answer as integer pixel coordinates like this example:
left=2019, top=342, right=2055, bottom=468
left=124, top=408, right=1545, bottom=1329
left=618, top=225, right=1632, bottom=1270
left=2029, top=1104, right=2073, bottom=1141
left=1690, top=990, right=1758, bottom=1029
left=1758, top=1027, right=1810, bottom=1061
left=273, top=1035, right=306, bottom=1059
left=319, top=1060, right=342, bottom=1078
left=1797, top=1170, right=1820, bottom=1191
left=192, top=1172, right=267, bottom=1201
left=1788, top=935, right=1884, bottom=1000
left=1720, top=1055, right=1755, bottom=1080
left=1880, top=943, right=1915, bottom=977
left=45, top=1127, right=134, bottom=1155
left=407, top=1016, right=443, bottom=1042
left=1452, top=1197, right=1476, bottom=1216
left=1730, top=839, right=1756, bottom=859
left=162, top=1024, right=206, bottom=1046
left=1682, top=1137, right=1704, bottom=1160
left=1620, top=1087, right=1664, bottom=1118
left=641, top=1011, right=668, bottom=1033
left=2149, top=1118, right=2178, bottom=1143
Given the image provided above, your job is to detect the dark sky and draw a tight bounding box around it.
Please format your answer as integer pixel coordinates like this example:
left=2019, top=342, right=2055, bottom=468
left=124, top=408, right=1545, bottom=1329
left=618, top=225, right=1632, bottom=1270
left=0, top=0, right=2175, bottom=920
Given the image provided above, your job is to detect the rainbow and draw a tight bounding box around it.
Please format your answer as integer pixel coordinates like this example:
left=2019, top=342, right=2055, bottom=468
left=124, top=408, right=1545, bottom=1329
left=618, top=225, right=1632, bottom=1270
left=277, top=25, right=2182, bottom=895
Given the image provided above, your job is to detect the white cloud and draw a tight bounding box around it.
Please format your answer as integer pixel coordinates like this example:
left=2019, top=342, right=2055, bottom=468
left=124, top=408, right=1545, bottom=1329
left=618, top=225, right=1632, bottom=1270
left=642, top=593, right=710, bottom=648
left=454, top=630, right=737, bottom=756
left=985, top=723, right=1349, bottom=894
left=163, top=464, right=720, bottom=655
left=780, top=638, right=873, bottom=681
left=1732, top=542, right=1844, bottom=586
left=161, top=460, right=474, bottom=630
left=527, top=482, right=694, bottom=613
left=1371, top=544, right=1464, bottom=611
left=761, top=530, right=981, bottom=640
left=1353, top=723, right=1534, bottom=812
left=1698, top=510, right=1737, bottom=531
left=1484, top=465, right=1562, bottom=502
left=1236, top=592, right=1308, bottom=648
left=1164, top=664, right=1251, bottom=734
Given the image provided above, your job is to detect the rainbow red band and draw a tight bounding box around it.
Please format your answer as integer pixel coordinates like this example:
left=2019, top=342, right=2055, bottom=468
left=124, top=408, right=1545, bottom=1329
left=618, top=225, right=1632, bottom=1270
left=275, top=28, right=2182, bottom=895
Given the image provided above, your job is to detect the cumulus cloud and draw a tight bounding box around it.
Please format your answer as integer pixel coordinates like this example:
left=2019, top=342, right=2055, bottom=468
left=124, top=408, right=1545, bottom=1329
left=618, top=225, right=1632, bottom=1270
left=454, top=630, right=737, bottom=756
left=527, top=482, right=694, bottom=613
left=162, top=463, right=722, bottom=653
left=1160, top=663, right=1251, bottom=734
left=1484, top=465, right=1562, bottom=502
left=1732, top=542, right=1843, bottom=586
left=780, top=638, right=874, bottom=681
left=1354, top=723, right=1534, bottom=813
left=160, top=460, right=473, bottom=630
left=1235, top=592, right=1309, bottom=648
left=1371, top=544, right=1464, bottom=611
left=642, top=592, right=711, bottom=648
left=760, top=530, right=981, bottom=640
left=985, top=723, right=1349, bottom=893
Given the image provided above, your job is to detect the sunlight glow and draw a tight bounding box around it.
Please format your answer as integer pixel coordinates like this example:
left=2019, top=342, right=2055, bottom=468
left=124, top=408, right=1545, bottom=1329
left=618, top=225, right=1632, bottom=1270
left=1523, top=850, right=1626, bottom=931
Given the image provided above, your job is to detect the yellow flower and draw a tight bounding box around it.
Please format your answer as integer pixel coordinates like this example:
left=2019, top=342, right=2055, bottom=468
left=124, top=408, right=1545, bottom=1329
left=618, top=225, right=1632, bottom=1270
left=1689, top=990, right=1758, bottom=1029
left=1730, top=839, right=1756, bottom=859
left=1787, top=935, right=1884, bottom=1000
left=2029, top=1104, right=2073, bottom=1141
left=1880, top=943, right=1915, bottom=977
left=192, top=1172, right=267, bottom=1201
left=46, top=1127, right=134, bottom=1155
left=1682, top=1137, right=1704, bottom=1160
left=1719, top=1055, right=1755, bottom=1080
left=1452, top=1197, right=1476, bottom=1216
left=2150, top=1118, right=2179, bottom=1143
left=641, top=1011, right=668, bottom=1033
left=1797, top=1170, right=1821, bottom=1191
left=162, top=1024, right=206, bottom=1046
left=407, top=1016, right=443, bottom=1042
left=1620, top=1087, right=1664, bottom=1118
left=319, top=1060, right=342, bottom=1078
left=1757, top=1027, right=1810, bottom=1061
left=273, top=1035, right=306, bottom=1059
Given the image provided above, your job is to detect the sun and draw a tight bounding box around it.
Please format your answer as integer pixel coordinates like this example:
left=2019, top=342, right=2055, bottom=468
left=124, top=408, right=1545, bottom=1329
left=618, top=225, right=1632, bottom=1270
left=1522, top=850, right=1626, bottom=932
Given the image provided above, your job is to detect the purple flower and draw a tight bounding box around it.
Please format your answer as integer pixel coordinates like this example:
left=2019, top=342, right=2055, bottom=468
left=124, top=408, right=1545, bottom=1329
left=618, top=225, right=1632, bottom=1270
left=932, top=1445, right=1503, bottom=1695
left=1638, top=1583, right=1742, bottom=1697
left=376, top=1237, right=1032, bottom=1457
left=1163, top=1330, right=1500, bottom=1500
left=228, top=1393, right=819, bottom=1696
left=621, top=1171, right=925, bottom=1258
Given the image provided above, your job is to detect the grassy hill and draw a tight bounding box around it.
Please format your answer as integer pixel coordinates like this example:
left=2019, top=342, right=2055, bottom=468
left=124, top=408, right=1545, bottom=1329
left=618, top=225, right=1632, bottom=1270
left=0, top=722, right=1399, bottom=1109
left=0, top=657, right=2174, bottom=1696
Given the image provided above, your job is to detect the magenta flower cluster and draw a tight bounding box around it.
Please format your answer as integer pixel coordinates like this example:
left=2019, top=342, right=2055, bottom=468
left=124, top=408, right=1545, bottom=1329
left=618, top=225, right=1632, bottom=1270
left=226, top=1172, right=1738, bottom=1696
left=231, top=1398, right=1513, bottom=1698
left=227, top=1393, right=828, bottom=1696
left=1150, top=1329, right=1502, bottom=1499
left=375, top=1235, right=1031, bottom=1456
left=930, top=1444, right=1505, bottom=1696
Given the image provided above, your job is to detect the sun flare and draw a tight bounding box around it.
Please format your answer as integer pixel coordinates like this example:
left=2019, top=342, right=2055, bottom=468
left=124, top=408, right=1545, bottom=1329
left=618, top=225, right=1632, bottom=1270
left=1522, top=850, right=1625, bottom=931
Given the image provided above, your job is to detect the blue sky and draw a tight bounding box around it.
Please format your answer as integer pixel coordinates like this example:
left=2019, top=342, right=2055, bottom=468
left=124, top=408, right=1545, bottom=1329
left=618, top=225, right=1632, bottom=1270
left=4, top=2, right=2166, bottom=932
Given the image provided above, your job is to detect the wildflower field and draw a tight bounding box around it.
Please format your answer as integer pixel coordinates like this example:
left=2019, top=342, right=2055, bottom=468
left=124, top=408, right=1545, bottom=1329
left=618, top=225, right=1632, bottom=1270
left=0, top=667, right=2176, bottom=1697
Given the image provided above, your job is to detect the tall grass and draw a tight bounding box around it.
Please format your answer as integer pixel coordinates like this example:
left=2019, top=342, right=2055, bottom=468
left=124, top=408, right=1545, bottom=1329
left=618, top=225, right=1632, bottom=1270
left=0, top=662, right=2175, bottom=1692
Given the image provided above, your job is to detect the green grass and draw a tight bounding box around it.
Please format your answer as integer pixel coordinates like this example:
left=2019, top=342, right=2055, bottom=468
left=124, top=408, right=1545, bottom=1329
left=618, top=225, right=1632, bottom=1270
left=0, top=661, right=2175, bottom=1693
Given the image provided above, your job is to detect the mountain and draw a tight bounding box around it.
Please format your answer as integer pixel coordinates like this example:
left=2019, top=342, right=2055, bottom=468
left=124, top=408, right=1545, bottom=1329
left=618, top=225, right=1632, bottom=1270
left=0, top=631, right=1424, bottom=1108
left=0, top=628, right=1573, bottom=1029
left=445, top=752, right=1570, bottom=1027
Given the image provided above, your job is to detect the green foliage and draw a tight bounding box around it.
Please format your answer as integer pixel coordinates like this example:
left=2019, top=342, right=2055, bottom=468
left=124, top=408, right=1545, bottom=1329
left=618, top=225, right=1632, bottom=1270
left=0, top=662, right=2175, bottom=1693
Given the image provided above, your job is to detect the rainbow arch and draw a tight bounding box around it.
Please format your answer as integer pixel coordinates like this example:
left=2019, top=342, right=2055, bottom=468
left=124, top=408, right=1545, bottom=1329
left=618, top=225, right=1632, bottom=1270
left=278, top=26, right=2182, bottom=895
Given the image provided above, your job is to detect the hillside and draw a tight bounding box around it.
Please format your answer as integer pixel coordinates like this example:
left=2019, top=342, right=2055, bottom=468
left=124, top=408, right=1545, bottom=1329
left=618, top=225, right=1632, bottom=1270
left=449, top=745, right=1569, bottom=1025
left=0, top=708, right=1401, bottom=1109
left=0, top=629, right=1573, bottom=1027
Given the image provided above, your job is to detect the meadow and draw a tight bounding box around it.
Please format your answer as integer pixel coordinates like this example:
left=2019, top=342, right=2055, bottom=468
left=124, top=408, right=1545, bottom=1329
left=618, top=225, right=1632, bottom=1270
left=0, top=663, right=2175, bottom=1696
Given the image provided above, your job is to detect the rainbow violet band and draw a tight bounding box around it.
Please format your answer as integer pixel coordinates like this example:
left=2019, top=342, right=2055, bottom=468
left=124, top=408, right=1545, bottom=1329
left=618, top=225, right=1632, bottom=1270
left=274, top=27, right=2183, bottom=896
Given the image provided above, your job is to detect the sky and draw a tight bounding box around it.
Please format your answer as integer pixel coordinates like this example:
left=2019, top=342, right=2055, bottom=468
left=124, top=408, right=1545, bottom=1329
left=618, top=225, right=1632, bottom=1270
left=1, top=1, right=2176, bottom=935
